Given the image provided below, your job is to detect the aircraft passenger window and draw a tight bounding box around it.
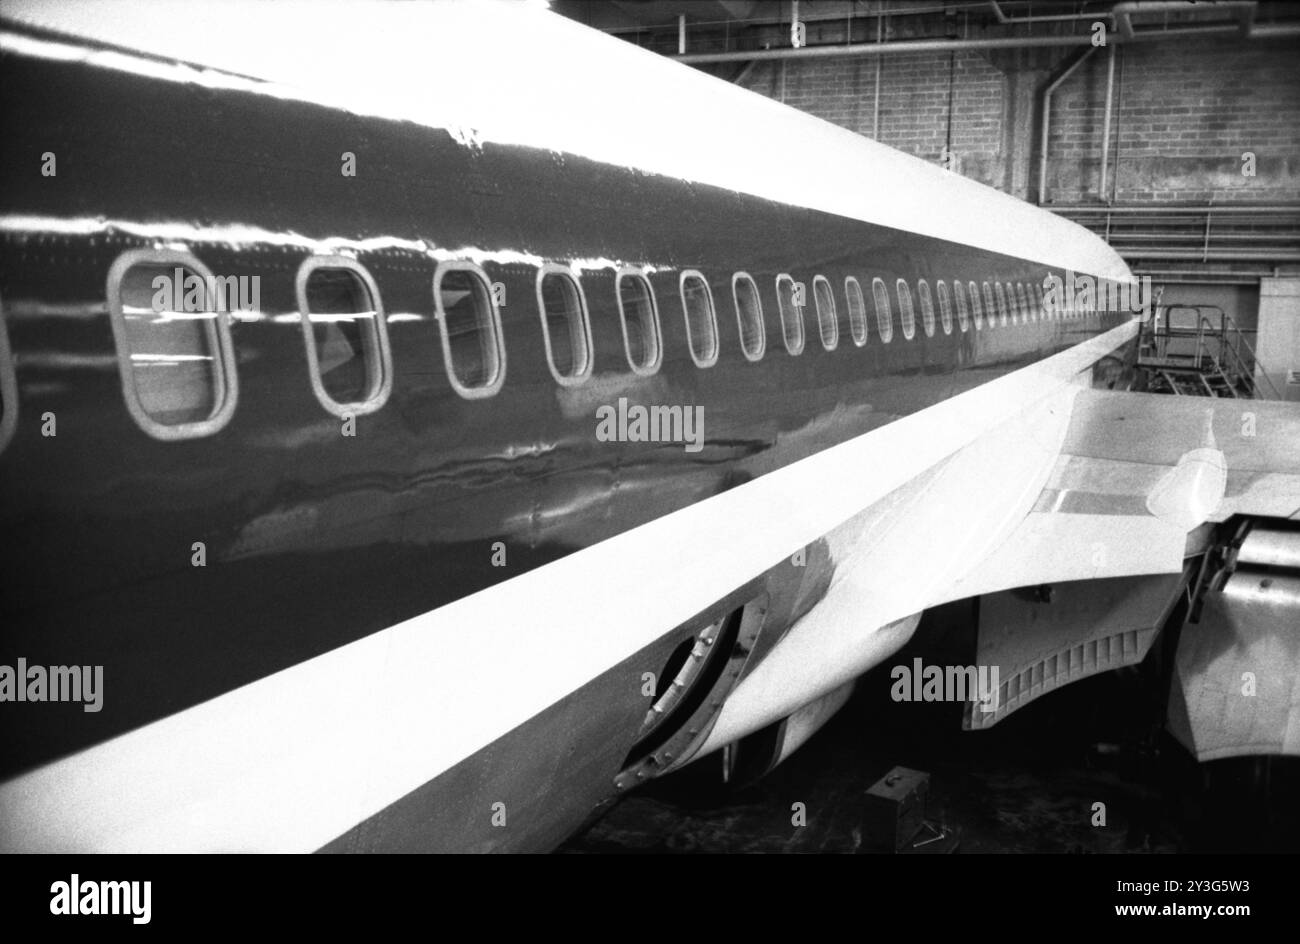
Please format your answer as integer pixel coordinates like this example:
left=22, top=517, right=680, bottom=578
left=617, top=269, right=662, bottom=374
left=537, top=266, right=592, bottom=385
left=992, top=282, right=1008, bottom=326
left=107, top=248, right=238, bottom=439
left=981, top=282, right=996, bottom=328
left=895, top=279, right=916, bottom=340
left=0, top=303, right=16, bottom=455
left=1036, top=281, right=1048, bottom=319
left=813, top=275, right=838, bottom=351
left=1016, top=283, right=1031, bottom=322
left=844, top=277, right=867, bottom=346
left=917, top=279, right=936, bottom=338
left=434, top=261, right=505, bottom=398
left=299, top=256, right=392, bottom=414
left=969, top=281, right=984, bottom=329
left=952, top=280, right=969, bottom=333
left=680, top=270, right=719, bottom=367
left=935, top=280, right=953, bottom=335
left=775, top=274, right=805, bottom=355
left=872, top=278, right=893, bottom=343
left=732, top=273, right=765, bottom=361
left=999, top=282, right=1013, bottom=324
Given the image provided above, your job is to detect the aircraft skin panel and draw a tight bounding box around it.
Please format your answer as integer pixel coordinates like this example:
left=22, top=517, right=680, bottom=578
left=705, top=389, right=1300, bottom=749
left=966, top=573, right=1187, bottom=732
left=0, top=322, right=1138, bottom=853
left=1051, top=391, right=1300, bottom=522
left=0, top=7, right=1219, bottom=853
left=0, top=0, right=1127, bottom=279
left=1168, top=571, right=1300, bottom=762
left=0, top=29, right=1130, bottom=781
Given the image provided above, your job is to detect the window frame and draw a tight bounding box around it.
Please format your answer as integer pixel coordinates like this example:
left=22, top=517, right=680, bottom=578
left=895, top=279, right=916, bottom=340
left=775, top=273, right=805, bottom=356
left=844, top=277, right=867, bottom=346
left=535, top=263, right=593, bottom=387
left=917, top=279, right=936, bottom=338
left=982, top=282, right=998, bottom=327
left=107, top=246, right=240, bottom=441
left=812, top=275, right=838, bottom=351
left=1016, top=282, right=1031, bottom=322
left=732, top=271, right=766, bottom=362
left=953, top=279, right=969, bottom=333
left=679, top=269, right=720, bottom=368
left=298, top=253, right=394, bottom=414
left=872, top=277, right=893, bottom=343
left=616, top=266, right=663, bottom=376
left=433, top=259, right=506, bottom=400
left=935, top=280, right=953, bottom=335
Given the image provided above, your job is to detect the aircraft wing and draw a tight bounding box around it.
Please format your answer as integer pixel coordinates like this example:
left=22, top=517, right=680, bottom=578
left=958, top=390, right=1300, bottom=762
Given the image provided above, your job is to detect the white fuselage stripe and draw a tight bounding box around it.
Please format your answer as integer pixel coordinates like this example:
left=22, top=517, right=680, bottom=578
left=0, top=0, right=1128, bottom=280
left=0, top=320, right=1137, bottom=852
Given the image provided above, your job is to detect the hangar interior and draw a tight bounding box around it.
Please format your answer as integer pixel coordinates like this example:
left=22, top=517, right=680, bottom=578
left=551, top=0, right=1300, bottom=853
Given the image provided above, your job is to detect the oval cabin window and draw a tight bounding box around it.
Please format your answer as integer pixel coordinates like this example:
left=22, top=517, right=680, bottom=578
left=896, top=279, right=916, bottom=340
left=732, top=273, right=765, bottom=361
left=434, top=262, right=505, bottom=398
left=108, top=247, right=239, bottom=439
left=872, top=278, right=893, bottom=343
left=844, top=277, right=867, bottom=346
left=776, top=274, right=805, bottom=355
left=918, top=279, right=936, bottom=338
left=680, top=270, right=719, bottom=367
left=537, top=266, right=592, bottom=385
left=813, top=275, right=838, bottom=351
left=617, top=269, right=662, bottom=375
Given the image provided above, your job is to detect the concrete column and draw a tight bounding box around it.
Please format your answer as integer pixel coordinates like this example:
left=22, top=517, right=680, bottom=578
left=1255, top=278, right=1300, bottom=402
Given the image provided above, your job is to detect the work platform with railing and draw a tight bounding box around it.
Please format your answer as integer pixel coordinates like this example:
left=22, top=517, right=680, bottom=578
left=1138, top=304, right=1281, bottom=399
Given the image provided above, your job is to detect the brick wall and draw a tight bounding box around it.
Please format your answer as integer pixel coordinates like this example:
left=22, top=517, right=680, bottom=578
left=736, top=35, right=1300, bottom=205
left=739, top=51, right=1007, bottom=189
left=1049, top=36, right=1300, bottom=204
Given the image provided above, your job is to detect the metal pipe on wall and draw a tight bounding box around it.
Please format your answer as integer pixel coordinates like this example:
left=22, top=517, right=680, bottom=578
left=872, top=14, right=882, bottom=139
left=1039, top=47, right=1096, bottom=205
left=673, top=21, right=1300, bottom=64
left=1099, top=44, right=1117, bottom=203
left=1113, top=1, right=1258, bottom=41
left=1053, top=205, right=1300, bottom=214
left=988, top=0, right=1113, bottom=25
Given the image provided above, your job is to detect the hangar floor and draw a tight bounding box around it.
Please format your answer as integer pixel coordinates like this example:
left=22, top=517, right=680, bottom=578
left=560, top=600, right=1299, bottom=854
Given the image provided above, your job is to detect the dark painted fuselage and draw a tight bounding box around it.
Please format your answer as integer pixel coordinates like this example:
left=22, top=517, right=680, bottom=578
left=0, top=26, right=1128, bottom=850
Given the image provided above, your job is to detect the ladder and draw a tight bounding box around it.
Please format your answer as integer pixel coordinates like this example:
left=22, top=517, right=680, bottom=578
left=1139, top=304, right=1280, bottom=399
